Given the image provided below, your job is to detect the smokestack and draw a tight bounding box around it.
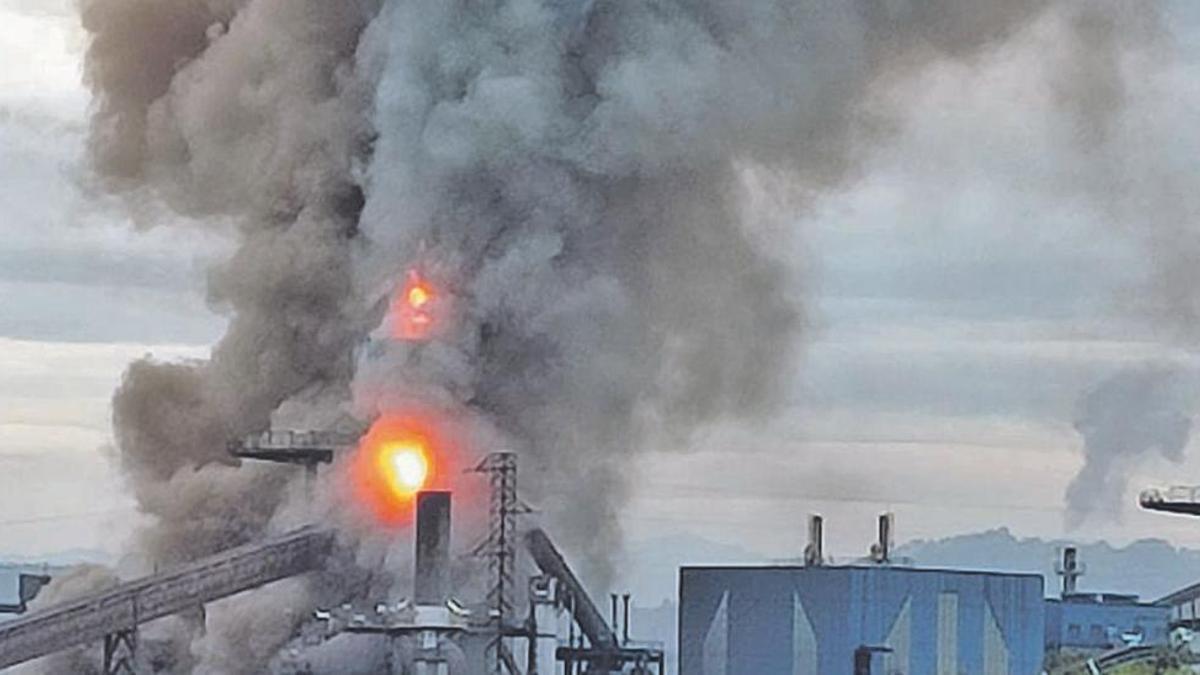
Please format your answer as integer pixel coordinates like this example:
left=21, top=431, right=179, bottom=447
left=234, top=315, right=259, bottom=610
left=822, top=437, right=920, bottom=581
left=622, top=593, right=631, bottom=646
left=804, top=514, right=825, bottom=567
left=1058, top=547, right=1083, bottom=597
left=610, top=594, right=618, bottom=640
left=414, top=491, right=451, bottom=605
left=871, top=513, right=894, bottom=564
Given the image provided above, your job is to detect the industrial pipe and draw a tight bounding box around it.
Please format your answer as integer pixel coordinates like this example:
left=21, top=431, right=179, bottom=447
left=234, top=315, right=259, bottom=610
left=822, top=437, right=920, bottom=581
left=525, top=528, right=618, bottom=649
left=622, top=594, right=630, bottom=646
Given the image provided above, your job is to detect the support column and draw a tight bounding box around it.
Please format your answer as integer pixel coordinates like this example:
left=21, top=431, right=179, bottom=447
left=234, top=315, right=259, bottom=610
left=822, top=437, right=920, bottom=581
left=103, top=628, right=137, bottom=675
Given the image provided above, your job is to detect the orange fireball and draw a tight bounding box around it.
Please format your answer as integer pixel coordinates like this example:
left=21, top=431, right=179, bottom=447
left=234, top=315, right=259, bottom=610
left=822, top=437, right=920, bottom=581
left=379, top=441, right=429, bottom=496
left=347, top=411, right=468, bottom=526
left=393, top=271, right=438, bottom=341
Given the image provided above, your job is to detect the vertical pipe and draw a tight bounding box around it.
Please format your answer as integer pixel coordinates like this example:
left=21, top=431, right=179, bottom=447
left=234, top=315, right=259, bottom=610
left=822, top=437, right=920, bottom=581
left=527, top=609, right=537, bottom=675
left=610, top=594, right=619, bottom=646
left=568, top=594, right=576, bottom=648
left=622, top=594, right=631, bottom=645
left=853, top=647, right=873, bottom=675
left=568, top=596, right=577, bottom=675
left=877, top=513, right=893, bottom=564
left=805, top=514, right=824, bottom=566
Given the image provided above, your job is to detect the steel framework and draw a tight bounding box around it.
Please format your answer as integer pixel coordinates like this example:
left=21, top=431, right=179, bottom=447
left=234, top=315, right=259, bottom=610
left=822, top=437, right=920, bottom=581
left=471, top=452, right=530, bottom=675
left=0, top=527, right=332, bottom=671
left=103, top=629, right=137, bottom=675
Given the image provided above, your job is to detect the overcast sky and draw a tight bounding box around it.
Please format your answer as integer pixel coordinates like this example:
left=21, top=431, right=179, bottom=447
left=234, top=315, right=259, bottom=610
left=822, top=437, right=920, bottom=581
left=4, top=1, right=1200, bottom=563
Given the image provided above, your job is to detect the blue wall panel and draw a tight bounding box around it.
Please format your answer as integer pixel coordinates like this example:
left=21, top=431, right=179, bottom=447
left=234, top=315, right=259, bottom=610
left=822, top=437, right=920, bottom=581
left=1044, top=597, right=1169, bottom=650
left=679, top=565, right=1045, bottom=675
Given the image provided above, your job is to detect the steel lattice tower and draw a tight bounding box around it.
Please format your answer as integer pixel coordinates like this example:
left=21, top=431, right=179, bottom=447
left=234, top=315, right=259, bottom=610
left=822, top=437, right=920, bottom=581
left=471, top=452, right=529, bottom=675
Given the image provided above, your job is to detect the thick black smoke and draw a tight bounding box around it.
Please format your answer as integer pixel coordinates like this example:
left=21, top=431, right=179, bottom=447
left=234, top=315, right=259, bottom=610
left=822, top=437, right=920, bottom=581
left=66, top=0, right=1168, bottom=671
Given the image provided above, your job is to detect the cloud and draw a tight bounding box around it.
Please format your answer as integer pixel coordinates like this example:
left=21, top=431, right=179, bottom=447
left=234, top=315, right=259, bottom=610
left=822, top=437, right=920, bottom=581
left=619, top=4, right=1200, bottom=556
left=0, top=338, right=204, bottom=557
left=0, top=21, right=229, bottom=345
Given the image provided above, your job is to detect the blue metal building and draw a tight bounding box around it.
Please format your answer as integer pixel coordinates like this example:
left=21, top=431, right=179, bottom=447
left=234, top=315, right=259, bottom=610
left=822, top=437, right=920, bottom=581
left=679, top=565, right=1045, bottom=675
left=1156, top=580, right=1200, bottom=630
left=1044, top=593, right=1169, bottom=651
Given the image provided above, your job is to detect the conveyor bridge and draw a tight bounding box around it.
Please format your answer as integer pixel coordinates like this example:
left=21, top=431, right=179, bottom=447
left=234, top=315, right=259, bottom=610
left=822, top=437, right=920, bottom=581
left=0, top=526, right=332, bottom=671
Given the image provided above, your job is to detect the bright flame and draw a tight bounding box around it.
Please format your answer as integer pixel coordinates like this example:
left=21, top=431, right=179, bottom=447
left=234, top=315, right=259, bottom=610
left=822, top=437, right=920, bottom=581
left=407, top=283, right=431, bottom=309
left=393, top=271, right=438, bottom=341
left=348, top=412, right=455, bottom=526
left=381, top=442, right=429, bottom=496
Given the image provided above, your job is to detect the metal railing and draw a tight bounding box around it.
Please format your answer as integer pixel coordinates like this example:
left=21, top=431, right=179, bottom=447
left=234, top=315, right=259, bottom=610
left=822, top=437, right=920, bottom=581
left=229, top=430, right=360, bottom=453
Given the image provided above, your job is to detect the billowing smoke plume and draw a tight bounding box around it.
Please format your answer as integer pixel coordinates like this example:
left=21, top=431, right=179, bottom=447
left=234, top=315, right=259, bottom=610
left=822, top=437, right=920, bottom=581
left=70, top=0, right=1167, bottom=671
left=86, top=0, right=380, bottom=563
left=350, top=0, right=1165, bottom=583
left=1066, top=364, right=1193, bottom=527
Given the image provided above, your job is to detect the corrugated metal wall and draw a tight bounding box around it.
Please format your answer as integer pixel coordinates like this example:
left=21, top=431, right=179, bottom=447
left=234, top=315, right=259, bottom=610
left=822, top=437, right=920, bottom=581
left=1044, top=598, right=1170, bottom=650
left=679, top=566, right=1045, bottom=675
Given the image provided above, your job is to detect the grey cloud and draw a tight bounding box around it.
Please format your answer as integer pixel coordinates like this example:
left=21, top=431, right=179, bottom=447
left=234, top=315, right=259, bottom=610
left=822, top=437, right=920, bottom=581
left=0, top=280, right=224, bottom=344
left=0, top=249, right=202, bottom=291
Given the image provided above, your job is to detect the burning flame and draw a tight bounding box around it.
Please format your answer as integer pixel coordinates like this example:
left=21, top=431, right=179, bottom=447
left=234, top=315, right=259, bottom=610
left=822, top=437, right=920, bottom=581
left=407, top=283, right=431, bottom=310
left=393, top=270, right=438, bottom=341
left=348, top=411, right=456, bottom=525
left=380, top=441, right=429, bottom=496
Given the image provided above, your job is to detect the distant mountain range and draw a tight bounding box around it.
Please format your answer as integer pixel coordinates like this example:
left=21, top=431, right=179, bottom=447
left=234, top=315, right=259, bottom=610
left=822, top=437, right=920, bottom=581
left=1, top=529, right=1193, bottom=609
left=896, top=528, right=1200, bottom=601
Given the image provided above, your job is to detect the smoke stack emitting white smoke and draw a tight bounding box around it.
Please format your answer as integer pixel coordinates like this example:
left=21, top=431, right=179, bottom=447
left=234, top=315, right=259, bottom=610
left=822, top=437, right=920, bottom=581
left=48, top=0, right=1167, bottom=671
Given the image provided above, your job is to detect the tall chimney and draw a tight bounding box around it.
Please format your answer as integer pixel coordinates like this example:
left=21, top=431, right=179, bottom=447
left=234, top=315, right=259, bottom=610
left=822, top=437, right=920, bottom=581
left=804, top=514, right=824, bottom=567
left=872, top=513, right=894, bottom=564
left=414, top=491, right=451, bottom=605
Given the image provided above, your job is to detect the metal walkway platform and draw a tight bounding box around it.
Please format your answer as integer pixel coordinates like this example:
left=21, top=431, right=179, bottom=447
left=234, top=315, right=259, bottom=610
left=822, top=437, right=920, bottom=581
left=1140, top=486, right=1200, bottom=516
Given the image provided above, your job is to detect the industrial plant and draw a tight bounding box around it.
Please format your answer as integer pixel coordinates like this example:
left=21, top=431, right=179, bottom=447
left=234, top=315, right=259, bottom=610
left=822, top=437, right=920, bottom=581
left=680, top=513, right=1200, bottom=674
left=5, top=481, right=1200, bottom=673
left=6, top=0, right=1200, bottom=674
left=0, top=442, right=669, bottom=674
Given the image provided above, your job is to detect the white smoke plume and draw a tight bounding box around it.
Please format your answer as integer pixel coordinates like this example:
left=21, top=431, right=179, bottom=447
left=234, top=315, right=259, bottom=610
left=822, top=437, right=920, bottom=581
left=1066, top=364, right=1194, bottom=527
left=60, top=0, right=1172, bottom=671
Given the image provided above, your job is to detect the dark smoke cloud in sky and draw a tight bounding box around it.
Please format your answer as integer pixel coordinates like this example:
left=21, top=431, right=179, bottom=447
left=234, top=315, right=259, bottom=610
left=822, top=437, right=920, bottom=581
left=69, top=0, right=1174, bottom=670
left=1066, top=364, right=1194, bottom=528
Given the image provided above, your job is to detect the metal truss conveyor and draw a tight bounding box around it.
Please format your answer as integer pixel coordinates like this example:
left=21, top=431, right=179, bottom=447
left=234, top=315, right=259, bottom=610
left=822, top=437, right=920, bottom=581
left=0, top=526, right=332, bottom=670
